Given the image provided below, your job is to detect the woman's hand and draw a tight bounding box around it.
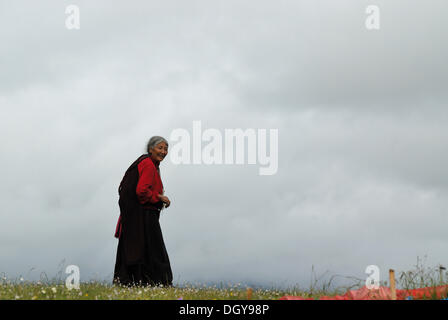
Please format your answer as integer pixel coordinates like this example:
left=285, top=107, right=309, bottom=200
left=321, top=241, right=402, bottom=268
left=158, top=194, right=171, bottom=208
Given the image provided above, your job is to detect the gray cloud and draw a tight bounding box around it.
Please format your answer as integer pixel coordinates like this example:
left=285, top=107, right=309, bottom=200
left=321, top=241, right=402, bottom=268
left=1, top=0, right=447, bottom=289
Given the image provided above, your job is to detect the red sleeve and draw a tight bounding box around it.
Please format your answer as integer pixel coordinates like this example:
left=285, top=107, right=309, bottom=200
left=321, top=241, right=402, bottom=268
left=136, top=159, right=160, bottom=204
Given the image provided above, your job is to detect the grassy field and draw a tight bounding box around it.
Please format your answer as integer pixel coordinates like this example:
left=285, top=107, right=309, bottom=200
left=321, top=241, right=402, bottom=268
left=1, top=280, right=447, bottom=300
left=0, top=281, right=327, bottom=300
left=1, top=257, right=446, bottom=300
left=1, top=279, right=447, bottom=300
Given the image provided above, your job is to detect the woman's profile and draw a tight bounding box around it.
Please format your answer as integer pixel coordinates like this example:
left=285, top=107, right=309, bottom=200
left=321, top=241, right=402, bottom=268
left=113, top=136, right=173, bottom=287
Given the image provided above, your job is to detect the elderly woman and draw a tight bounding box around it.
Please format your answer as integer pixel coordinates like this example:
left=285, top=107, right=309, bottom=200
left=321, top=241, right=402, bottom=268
left=113, top=136, right=173, bottom=287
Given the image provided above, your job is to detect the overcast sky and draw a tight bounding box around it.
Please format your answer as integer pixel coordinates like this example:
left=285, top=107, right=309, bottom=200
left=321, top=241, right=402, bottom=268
left=1, top=0, right=447, bottom=289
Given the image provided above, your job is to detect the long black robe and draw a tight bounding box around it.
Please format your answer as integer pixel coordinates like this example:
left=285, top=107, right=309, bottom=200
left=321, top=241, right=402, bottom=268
left=113, top=155, right=173, bottom=287
left=113, top=208, right=173, bottom=287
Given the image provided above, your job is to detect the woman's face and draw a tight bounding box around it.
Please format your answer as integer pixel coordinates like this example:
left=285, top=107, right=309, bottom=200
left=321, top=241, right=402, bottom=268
left=150, top=141, right=168, bottom=163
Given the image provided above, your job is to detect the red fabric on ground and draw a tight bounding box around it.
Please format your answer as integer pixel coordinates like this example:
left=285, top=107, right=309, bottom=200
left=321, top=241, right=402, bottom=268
left=279, top=285, right=448, bottom=300
left=401, top=285, right=448, bottom=300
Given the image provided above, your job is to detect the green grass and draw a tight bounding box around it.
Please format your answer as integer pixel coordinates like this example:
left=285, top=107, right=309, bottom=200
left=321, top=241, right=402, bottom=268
left=0, top=278, right=446, bottom=300
left=0, top=281, right=330, bottom=300
left=1, top=256, right=446, bottom=300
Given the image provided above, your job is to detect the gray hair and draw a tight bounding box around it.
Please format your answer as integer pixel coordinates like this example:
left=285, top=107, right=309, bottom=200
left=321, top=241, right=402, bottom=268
left=146, top=136, right=169, bottom=154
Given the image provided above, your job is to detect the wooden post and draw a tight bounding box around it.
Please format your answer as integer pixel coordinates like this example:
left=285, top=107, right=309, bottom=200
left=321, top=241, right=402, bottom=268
left=439, top=265, right=446, bottom=285
left=246, top=287, right=253, bottom=300
left=389, top=269, right=397, bottom=300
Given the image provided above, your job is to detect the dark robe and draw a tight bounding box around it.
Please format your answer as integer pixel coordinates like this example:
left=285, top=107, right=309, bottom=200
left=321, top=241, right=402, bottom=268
left=113, top=155, right=173, bottom=287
